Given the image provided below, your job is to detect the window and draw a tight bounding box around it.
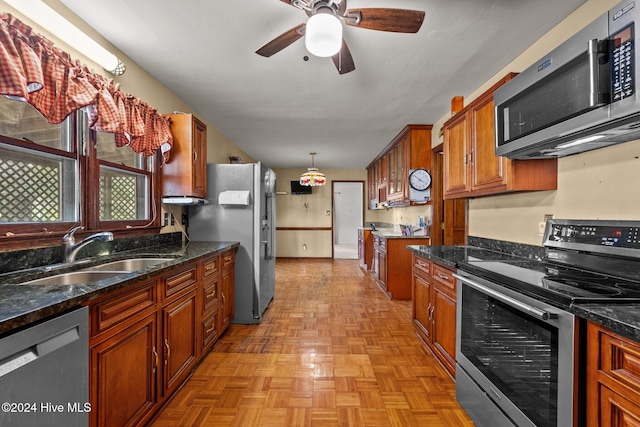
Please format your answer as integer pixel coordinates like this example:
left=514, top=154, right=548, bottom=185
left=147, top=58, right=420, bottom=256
left=0, top=96, right=160, bottom=246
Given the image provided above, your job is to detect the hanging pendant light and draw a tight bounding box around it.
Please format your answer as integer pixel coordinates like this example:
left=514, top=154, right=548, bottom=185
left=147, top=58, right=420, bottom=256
left=300, top=152, right=326, bottom=186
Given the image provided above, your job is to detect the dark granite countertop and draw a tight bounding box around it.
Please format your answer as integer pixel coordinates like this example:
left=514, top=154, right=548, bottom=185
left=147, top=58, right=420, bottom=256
left=407, top=245, right=527, bottom=269
left=571, top=304, right=640, bottom=342
left=0, top=240, right=239, bottom=336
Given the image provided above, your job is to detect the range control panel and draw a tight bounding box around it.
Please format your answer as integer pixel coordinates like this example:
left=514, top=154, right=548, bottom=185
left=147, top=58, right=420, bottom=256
left=543, top=220, right=640, bottom=258
left=548, top=224, right=640, bottom=247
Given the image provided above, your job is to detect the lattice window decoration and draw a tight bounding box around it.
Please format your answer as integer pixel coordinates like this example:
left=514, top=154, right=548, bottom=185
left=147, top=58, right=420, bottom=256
left=100, top=166, right=148, bottom=221
left=0, top=146, right=77, bottom=223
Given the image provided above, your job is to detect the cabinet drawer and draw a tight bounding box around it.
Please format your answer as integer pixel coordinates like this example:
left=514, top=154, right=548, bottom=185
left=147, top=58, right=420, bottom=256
left=202, top=276, right=219, bottom=315
left=221, top=251, right=234, bottom=270
left=163, top=265, right=197, bottom=299
left=90, top=280, right=157, bottom=337
left=201, top=311, right=219, bottom=349
left=413, top=255, right=431, bottom=277
left=202, top=255, right=220, bottom=278
left=432, top=264, right=455, bottom=291
left=599, top=328, right=640, bottom=392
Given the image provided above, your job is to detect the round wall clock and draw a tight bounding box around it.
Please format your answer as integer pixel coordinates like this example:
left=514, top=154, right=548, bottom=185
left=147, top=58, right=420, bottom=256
left=409, top=168, right=432, bottom=191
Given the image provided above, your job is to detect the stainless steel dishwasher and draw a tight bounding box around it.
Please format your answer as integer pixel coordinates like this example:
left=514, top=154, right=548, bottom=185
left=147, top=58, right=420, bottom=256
left=0, top=307, right=89, bottom=427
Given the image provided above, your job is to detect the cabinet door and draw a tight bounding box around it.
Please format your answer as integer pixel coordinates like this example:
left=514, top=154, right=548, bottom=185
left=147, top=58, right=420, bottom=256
left=413, top=274, right=432, bottom=341
left=432, top=285, right=456, bottom=376
left=443, top=113, right=469, bottom=196
left=192, top=117, right=207, bottom=198
left=470, top=94, right=508, bottom=192
left=598, top=385, right=640, bottom=426
left=91, top=313, right=157, bottom=427
left=162, top=290, right=197, bottom=395
left=220, top=265, right=235, bottom=331
left=378, top=251, right=388, bottom=291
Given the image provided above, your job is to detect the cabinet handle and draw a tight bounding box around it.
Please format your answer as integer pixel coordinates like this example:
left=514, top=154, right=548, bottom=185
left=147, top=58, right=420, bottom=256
left=469, top=149, right=474, bottom=165
left=206, top=290, right=217, bottom=299
left=205, top=325, right=216, bottom=334
left=224, top=255, right=233, bottom=262
left=152, top=346, right=158, bottom=372
left=417, top=261, right=428, bottom=268
left=436, top=272, right=450, bottom=280
left=427, top=303, right=432, bottom=320
left=222, top=293, right=226, bottom=307
left=164, top=339, right=170, bottom=365
left=464, top=153, right=468, bottom=166
left=193, top=150, right=198, bottom=164
left=429, top=306, right=435, bottom=321
left=205, top=265, right=218, bottom=272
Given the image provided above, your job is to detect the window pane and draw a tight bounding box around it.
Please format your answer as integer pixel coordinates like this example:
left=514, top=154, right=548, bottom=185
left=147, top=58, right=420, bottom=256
left=0, top=145, right=78, bottom=223
left=100, top=166, right=148, bottom=221
left=0, top=96, right=72, bottom=151
left=96, top=132, right=152, bottom=170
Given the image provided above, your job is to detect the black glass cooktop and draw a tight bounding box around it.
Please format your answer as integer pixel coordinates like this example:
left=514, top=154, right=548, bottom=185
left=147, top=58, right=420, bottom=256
left=459, top=259, right=640, bottom=305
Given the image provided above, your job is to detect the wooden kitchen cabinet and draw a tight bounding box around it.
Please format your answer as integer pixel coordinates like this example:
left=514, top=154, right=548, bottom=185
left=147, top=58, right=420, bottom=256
left=162, top=113, right=207, bottom=199
left=373, top=235, right=430, bottom=300
left=366, top=125, right=432, bottom=208
left=358, top=228, right=373, bottom=270
left=87, top=248, right=237, bottom=427
left=443, top=73, right=558, bottom=199
left=161, top=289, right=197, bottom=396
left=89, top=280, right=159, bottom=427
left=198, top=254, right=220, bottom=355
left=586, top=321, right=640, bottom=426
left=219, top=249, right=235, bottom=333
left=412, top=254, right=456, bottom=378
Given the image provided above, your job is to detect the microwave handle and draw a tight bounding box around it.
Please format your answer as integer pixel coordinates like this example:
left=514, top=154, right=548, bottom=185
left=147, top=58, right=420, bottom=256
left=588, top=38, right=607, bottom=108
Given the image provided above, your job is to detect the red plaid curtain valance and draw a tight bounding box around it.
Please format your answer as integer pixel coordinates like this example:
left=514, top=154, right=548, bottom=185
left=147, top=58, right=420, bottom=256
left=0, top=13, right=172, bottom=157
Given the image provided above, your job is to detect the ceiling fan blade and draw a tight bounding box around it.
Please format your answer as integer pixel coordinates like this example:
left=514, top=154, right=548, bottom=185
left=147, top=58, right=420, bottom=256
left=256, top=23, right=306, bottom=57
left=345, top=8, right=425, bottom=33
left=332, top=40, right=355, bottom=75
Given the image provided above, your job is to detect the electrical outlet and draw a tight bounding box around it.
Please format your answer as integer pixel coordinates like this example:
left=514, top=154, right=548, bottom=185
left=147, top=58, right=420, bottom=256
left=163, top=212, right=169, bottom=227
left=538, top=222, right=546, bottom=235
left=325, top=210, right=331, bottom=216
left=170, top=213, right=175, bottom=226
left=182, top=213, right=188, bottom=225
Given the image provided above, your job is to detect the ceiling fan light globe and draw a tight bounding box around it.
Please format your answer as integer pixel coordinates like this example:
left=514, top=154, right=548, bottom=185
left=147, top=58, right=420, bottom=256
left=305, top=13, right=342, bottom=57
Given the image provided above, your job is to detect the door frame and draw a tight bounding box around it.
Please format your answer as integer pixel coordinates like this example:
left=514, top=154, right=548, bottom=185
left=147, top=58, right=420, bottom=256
left=331, top=180, right=365, bottom=259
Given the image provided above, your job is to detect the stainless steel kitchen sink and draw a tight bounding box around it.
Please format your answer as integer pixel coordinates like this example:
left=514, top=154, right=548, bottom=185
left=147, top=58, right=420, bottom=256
left=83, top=258, right=175, bottom=272
left=20, top=271, right=126, bottom=286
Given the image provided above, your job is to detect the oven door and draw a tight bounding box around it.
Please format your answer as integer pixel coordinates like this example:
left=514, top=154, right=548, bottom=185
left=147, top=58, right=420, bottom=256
left=494, top=10, right=611, bottom=158
left=454, top=272, right=576, bottom=427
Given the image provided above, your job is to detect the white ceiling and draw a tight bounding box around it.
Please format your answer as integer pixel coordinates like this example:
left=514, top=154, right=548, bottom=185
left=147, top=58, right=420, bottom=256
left=59, top=0, right=586, bottom=169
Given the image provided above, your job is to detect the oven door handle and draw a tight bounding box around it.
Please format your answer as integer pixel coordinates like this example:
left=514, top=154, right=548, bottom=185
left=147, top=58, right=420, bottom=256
left=453, top=273, right=554, bottom=321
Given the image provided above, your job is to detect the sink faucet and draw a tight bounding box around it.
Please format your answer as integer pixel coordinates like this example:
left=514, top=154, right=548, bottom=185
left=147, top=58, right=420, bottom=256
left=62, top=226, right=114, bottom=263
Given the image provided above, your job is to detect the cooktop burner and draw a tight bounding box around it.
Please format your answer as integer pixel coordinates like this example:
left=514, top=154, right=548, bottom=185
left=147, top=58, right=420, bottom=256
left=460, top=259, right=640, bottom=305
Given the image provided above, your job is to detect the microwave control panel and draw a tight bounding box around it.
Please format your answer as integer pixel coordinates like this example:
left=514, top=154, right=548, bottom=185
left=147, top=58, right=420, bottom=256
left=612, top=23, right=635, bottom=102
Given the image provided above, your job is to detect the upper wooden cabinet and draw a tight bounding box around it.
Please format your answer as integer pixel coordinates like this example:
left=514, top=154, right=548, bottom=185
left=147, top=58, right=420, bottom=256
left=366, top=125, right=432, bottom=208
left=443, top=74, right=558, bottom=199
left=162, top=114, right=207, bottom=199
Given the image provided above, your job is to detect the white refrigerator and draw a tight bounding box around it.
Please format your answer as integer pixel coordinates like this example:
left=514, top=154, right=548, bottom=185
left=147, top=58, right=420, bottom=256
left=188, top=162, right=276, bottom=324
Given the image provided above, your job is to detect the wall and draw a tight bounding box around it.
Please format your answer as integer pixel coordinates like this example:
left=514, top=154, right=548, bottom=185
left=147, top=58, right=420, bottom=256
left=431, top=0, right=638, bottom=246
left=274, top=168, right=369, bottom=257
left=4, top=1, right=255, bottom=236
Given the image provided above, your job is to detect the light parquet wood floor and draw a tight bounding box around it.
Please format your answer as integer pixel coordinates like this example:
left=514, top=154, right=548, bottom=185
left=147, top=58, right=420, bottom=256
left=149, top=259, right=475, bottom=427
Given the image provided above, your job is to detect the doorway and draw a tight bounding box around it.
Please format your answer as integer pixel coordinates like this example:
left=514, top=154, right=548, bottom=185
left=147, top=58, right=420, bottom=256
left=332, top=181, right=364, bottom=259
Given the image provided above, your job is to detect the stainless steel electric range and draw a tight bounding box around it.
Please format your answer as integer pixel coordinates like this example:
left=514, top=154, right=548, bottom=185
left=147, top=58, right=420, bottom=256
left=454, top=219, right=640, bottom=427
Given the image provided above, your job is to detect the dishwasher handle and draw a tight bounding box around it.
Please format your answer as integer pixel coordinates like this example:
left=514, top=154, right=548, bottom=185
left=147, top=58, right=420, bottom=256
left=453, top=273, right=554, bottom=321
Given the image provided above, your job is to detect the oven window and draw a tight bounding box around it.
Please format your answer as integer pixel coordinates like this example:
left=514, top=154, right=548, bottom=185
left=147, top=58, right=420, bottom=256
left=460, top=286, right=559, bottom=427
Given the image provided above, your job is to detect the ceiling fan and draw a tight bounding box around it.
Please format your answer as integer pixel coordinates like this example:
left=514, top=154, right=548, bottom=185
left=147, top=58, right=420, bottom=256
left=256, top=0, right=425, bottom=74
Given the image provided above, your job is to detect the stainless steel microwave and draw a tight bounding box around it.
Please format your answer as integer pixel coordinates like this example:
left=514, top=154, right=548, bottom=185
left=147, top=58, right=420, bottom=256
left=494, top=0, right=640, bottom=159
